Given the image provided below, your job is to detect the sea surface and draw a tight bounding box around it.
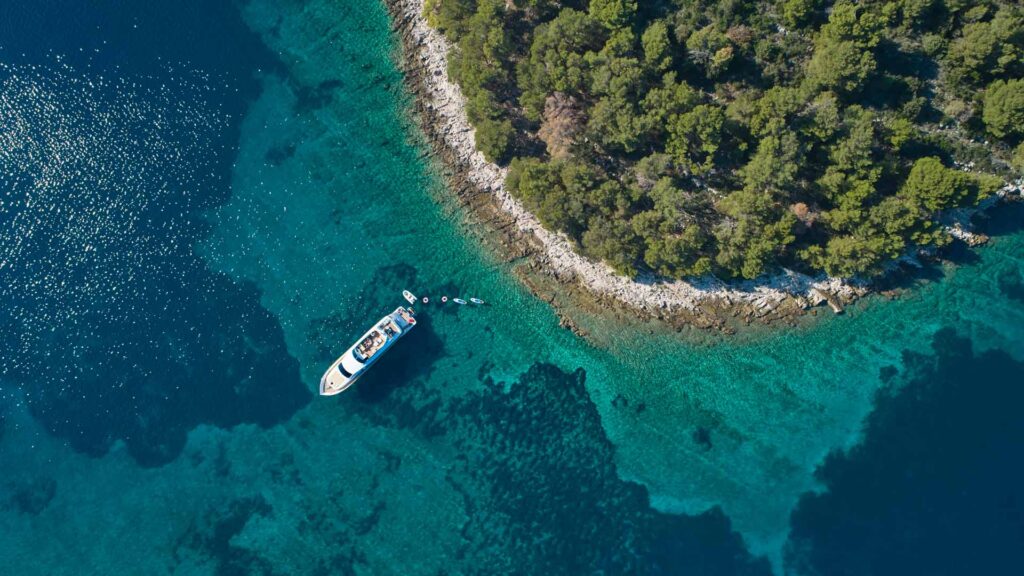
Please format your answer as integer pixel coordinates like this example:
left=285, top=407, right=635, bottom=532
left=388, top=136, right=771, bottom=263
left=1, top=2, right=1023, bottom=575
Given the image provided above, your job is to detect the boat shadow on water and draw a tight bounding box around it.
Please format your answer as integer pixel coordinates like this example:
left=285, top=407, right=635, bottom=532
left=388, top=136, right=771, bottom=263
left=307, top=264, right=448, bottom=404
left=352, top=310, right=445, bottom=404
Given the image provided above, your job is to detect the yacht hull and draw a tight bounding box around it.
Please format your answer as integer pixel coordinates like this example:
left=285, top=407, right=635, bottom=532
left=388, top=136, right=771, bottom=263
left=319, top=306, right=416, bottom=396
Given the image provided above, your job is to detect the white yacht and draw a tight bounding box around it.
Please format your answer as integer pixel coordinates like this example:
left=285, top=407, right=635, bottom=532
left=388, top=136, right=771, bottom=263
left=319, top=306, right=417, bottom=396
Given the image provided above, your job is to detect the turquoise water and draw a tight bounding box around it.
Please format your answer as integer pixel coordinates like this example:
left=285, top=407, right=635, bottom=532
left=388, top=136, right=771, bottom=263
left=2, top=1, right=1023, bottom=574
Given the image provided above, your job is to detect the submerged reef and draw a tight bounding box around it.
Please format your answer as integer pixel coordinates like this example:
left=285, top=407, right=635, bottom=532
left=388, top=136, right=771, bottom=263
left=786, top=328, right=1024, bottom=575
left=447, top=363, right=771, bottom=575
left=4, top=477, right=57, bottom=516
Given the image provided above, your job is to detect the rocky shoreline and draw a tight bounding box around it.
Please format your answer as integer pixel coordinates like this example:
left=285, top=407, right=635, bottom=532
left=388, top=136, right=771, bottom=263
left=382, top=0, right=1020, bottom=332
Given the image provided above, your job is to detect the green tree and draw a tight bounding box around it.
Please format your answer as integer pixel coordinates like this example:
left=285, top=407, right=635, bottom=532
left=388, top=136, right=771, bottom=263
left=886, top=116, right=915, bottom=151
left=943, top=6, right=1024, bottom=90
left=586, top=38, right=652, bottom=153
left=475, top=117, right=514, bottom=164
left=750, top=87, right=804, bottom=138
left=714, top=189, right=797, bottom=279
left=587, top=96, right=650, bottom=153
left=802, top=91, right=842, bottom=142
left=633, top=153, right=676, bottom=188
left=642, top=72, right=700, bottom=133
left=667, top=104, right=726, bottom=176
left=805, top=41, right=876, bottom=95
left=507, top=158, right=585, bottom=236
left=816, top=234, right=886, bottom=278
left=740, top=129, right=802, bottom=197
left=897, top=0, right=940, bottom=30
left=581, top=216, right=643, bottom=276
left=804, top=0, right=883, bottom=95
left=1013, top=142, right=1024, bottom=173
left=449, top=0, right=511, bottom=91
left=781, top=0, right=824, bottom=28
left=899, top=157, right=972, bottom=213
left=448, top=0, right=515, bottom=163
left=424, top=0, right=477, bottom=39
left=588, top=0, right=637, bottom=31
left=589, top=49, right=645, bottom=102
left=518, top=9, right=604, bottom=119
left=631, top=178, right=713, bottom=277
left=816, top=106, right=881, bottom=232
left=633, top=213, right=712, bottom=277
left=982, top=79, right=1024, bottom=139
left=686, top=25, right=733, bottom=78
left=641, top=20, right=673, bottom=73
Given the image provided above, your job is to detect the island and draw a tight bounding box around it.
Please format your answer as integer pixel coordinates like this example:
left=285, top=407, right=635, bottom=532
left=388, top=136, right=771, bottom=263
left=388, top=0, right=1024, bottom=325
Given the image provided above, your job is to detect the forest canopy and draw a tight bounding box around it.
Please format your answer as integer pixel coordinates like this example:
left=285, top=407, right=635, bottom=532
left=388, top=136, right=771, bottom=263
left=425, top=0, right=1023, bottom=280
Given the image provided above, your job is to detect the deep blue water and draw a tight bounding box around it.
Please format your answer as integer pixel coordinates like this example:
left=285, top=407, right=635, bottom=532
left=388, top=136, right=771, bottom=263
left=0, top=0, right=309, bottom=466
left=1, top=2, right=1023, bottom=575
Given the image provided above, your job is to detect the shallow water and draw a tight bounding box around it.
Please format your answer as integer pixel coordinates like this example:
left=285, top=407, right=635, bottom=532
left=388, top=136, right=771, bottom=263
left=1, top=1, right=1022, bottom=574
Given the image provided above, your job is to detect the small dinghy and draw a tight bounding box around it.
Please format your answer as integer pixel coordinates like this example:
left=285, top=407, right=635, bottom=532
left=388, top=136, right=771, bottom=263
left=452, top=298, right=467, bottom=305
left=469, top=298, right=485, bottom=305
left=402, top=290, right=416, bottom=305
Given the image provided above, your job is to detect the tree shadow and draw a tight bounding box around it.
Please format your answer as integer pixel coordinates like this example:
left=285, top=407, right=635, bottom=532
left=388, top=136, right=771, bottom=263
left=975, top=200, right=1024, bottom=239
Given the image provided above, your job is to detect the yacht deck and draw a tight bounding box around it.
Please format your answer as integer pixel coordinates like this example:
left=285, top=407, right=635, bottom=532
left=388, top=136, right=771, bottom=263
left=356, top=329, right=387, bottom=360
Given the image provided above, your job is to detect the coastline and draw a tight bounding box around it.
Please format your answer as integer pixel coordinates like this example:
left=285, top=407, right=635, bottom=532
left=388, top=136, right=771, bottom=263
left=383, top=0, right=1019, bottom=331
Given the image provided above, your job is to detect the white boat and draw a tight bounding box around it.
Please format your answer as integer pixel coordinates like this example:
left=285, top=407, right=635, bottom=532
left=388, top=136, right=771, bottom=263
left=469, top=298, right=485, bottom=305
left=319, top=306, right=417, bottom=396
left=402, top=290, right=416, bottom=305
left=452, top=298, right=467, bottom=305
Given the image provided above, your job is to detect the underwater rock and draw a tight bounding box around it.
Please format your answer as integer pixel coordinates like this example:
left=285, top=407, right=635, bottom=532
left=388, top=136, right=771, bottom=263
left=6, top=477, right=58, bottom=516
left=175, top=496, right=278, bottom=576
